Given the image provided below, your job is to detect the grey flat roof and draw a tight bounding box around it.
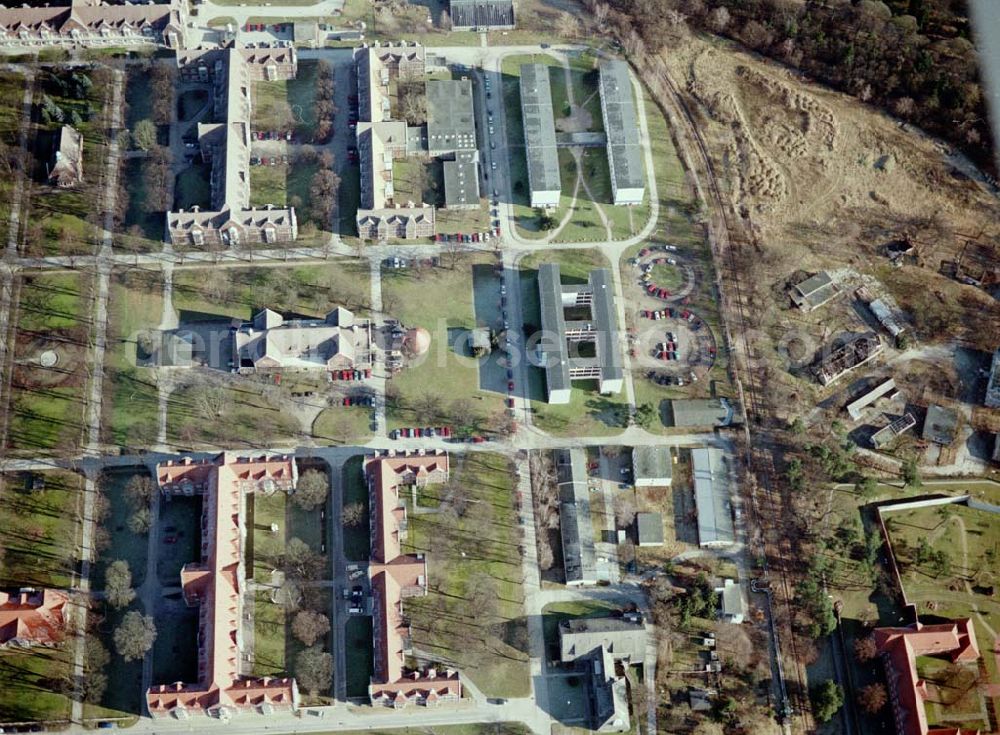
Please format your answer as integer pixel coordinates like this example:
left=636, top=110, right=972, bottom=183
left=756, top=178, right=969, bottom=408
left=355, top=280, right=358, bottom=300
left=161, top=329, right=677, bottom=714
left=670, top=398, right=734, bottom=427
left=443, top=155, right=480, bottom=207
left=559, top=617, right=646, bottom=664
left=426, top=79, right=477, bottom=152
left=538, top=263, right=571, bottom=395
left=556, top=448, right=597, bottom=585
left=590, top=268, right=623, bottom=384
left=598, top=60, right=645, bottom=192
left=636, top=513, right=664, bottom=545
left=692, top=447, right=735, bottom=546
left=519, top=64, right=562, bottom=197
left=632, top=446, right=672, bottom=482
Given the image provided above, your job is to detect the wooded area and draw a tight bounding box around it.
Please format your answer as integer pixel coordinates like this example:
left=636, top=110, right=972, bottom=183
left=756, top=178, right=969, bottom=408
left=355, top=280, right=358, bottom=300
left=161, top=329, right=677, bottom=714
left=605, top=0, right=993, bottom=172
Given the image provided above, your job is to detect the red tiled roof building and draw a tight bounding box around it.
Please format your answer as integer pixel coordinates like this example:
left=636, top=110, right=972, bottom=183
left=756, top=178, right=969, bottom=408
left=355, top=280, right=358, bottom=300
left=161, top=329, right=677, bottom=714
left=146, top=453, right=300, bottom=719
left=0, top=589, right=68, bottom=647
left=364, top=452, right=461, bottom=707
left=873, top=619, right=982, bottom=735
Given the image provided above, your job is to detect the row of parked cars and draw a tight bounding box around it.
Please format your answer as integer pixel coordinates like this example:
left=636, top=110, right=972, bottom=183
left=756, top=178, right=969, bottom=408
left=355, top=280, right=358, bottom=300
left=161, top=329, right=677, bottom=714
left=434, top=230, right=500, bottom=243
left=252, top=130, right=295, bottom=142
left=329, top=368, right=372, bottom=381
left=341, top=395, right=374, bottom=407
left=390, top=426, right=453, bottom=439
left=250, top=155, right=289, bottom=166
left=243, top=22, right=291, bottom=32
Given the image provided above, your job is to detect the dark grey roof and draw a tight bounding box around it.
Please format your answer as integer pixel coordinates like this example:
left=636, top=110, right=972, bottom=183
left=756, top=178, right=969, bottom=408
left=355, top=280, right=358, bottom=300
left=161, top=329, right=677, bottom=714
left=426, top=79, right=477, bottom=153
left=632, top=446, right=672, bottom=483
left=449, top=0, right=514, bottom=29
left=598, top=60, right=645, bottom=193
left=442, top=152, right=480, bottom=207
left=559, top=616, right=646, bottom=663
left=556, top=448, right=597, bottom=585
left=538, top=263, right=571, bottom=396
left=590, top=268, right=623, bottom=385
left=636, top=513, right=664, bottom=545
left=519, top=64, right=561, bottom=198
left=922, top=404, right=959, bottom=445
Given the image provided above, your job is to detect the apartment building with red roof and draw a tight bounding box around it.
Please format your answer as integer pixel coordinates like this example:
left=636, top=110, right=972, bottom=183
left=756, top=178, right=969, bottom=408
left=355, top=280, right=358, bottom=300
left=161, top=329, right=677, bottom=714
left=146, top=453, right=300, bottom=719
left=873, top=619, right=982, bottom=735
left=0, top=588, right=68, bottom=648
left=364, top=451, right=461, bottom=707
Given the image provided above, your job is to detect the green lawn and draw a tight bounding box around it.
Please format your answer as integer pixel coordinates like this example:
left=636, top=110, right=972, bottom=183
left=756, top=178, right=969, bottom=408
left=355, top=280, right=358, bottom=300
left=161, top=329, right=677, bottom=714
left=312, top=405, right=374, bottom=445
left=0, top=71, right=25, bottom=230
left=0, top=470, right=82, bottom=588
left=155, top=494, right=201, bottom=586
left=0, top=647, right=74, bottom=722
left=253, top=590, right=291, bottom=677
left=171, top=262, right=371, bottom=322
left=95, top=468, right=152, bottom=588
left=101, top=269, right=163, bottom=449
left=166, top=382, right=302, bottom=449
left=381, top=254, right=505, bottom=432
left=249, top=487, right=326, bottom=583
left=253, top=60, right=319, bottom=140
left=88, top=604, right=145, bottom=719
left=342, top=456, right=370, bottom=562
left=151, top=610, right=199, bottom=685
left=173, top=164, right=211, bottom=211
left=345, top=615, right=374, bottom=699
left=402, top=452, right=529, bottom=698
left=118, top=157, right=164, bottom=249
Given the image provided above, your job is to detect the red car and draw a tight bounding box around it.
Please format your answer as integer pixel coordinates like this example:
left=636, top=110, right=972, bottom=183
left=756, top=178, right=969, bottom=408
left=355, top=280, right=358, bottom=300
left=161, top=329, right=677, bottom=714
left=163, top=536, right=177, bottom=544
left=508, top=380, right=515, bottom=391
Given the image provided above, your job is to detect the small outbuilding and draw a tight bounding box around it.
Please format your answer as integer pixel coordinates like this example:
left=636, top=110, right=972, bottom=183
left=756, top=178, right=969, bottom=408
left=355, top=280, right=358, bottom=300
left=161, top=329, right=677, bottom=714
left=635, top=513, right=664, bottom=547
left=632, top=446, right=672, bottom=487
left=922, top=404, right=959, bottom=445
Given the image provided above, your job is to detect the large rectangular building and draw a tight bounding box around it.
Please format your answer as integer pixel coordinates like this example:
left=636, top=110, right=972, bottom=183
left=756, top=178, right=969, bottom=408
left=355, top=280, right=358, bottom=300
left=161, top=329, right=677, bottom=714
left=448, top=0, right=515, bottom=31
left=691, top=447, right=735, bottom=548
left=597, top=60, right=645, bottom=206
left=426, top=79, right=477, bottom=154
left=519, top=64, right=561, bottom=208
left=168, top=46, right=299, bottom=248
left=537, top=264, right=623, bottom=404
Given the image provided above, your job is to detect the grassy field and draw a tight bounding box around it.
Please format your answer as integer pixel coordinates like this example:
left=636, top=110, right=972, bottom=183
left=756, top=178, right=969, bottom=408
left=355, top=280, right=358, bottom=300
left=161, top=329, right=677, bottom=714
left=0, top=646, right=74, bottom=723
left=166, top=382, right=302, bottom=449
left=0, top=469, right=81, bottom=589
left=95, top=468, right=152, bottom=588
left=381, top=254, right=506, bottom=432
left=0, top=70, right=25, bottom=232
left=249, top=486, right=326, bottom=583
left=402, top=452, right=529, bottom=698
left=345, top=615, right=374, bottom=699
left=312, top=405, right=374, bottom=445
left=173, top=164, right=211, bottom=211
left=253, top=60, right=319, bottom=140
left=253, top=590, right=292, bottom=677
left=171, top=261, right=371, bottom=322
left=249, top=160, right=318, bottom=208
left=101, top=268, right=163, bottom=449
left=7, top=271, right=91, bottom=454
left=342, top=456, right=370, bottom=562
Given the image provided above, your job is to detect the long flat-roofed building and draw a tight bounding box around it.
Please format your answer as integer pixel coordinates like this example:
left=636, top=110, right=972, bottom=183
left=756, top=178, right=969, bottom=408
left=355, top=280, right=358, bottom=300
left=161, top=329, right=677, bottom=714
left=232, top=307, right=369, bottom=373
left=597, top=60, right=645, bottom=206
left=364, top=452, right=462, bottom=707
left=555, top=449, right=597, bottom=586
left=147, top=453, right=300, bottom=719
left=537, top=264, right=623, bottom=404
left=519, top=64, right=561, bottom=208
left=691, top=447, right=734, bottom=548
left=448, top=0, right=514, bottom=31
left=168, top=45, right=298, bottom=248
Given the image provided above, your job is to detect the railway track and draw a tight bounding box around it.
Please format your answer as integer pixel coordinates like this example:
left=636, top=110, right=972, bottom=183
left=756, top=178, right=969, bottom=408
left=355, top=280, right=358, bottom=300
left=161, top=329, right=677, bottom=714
left=642, top=54, right=814, bottom=732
